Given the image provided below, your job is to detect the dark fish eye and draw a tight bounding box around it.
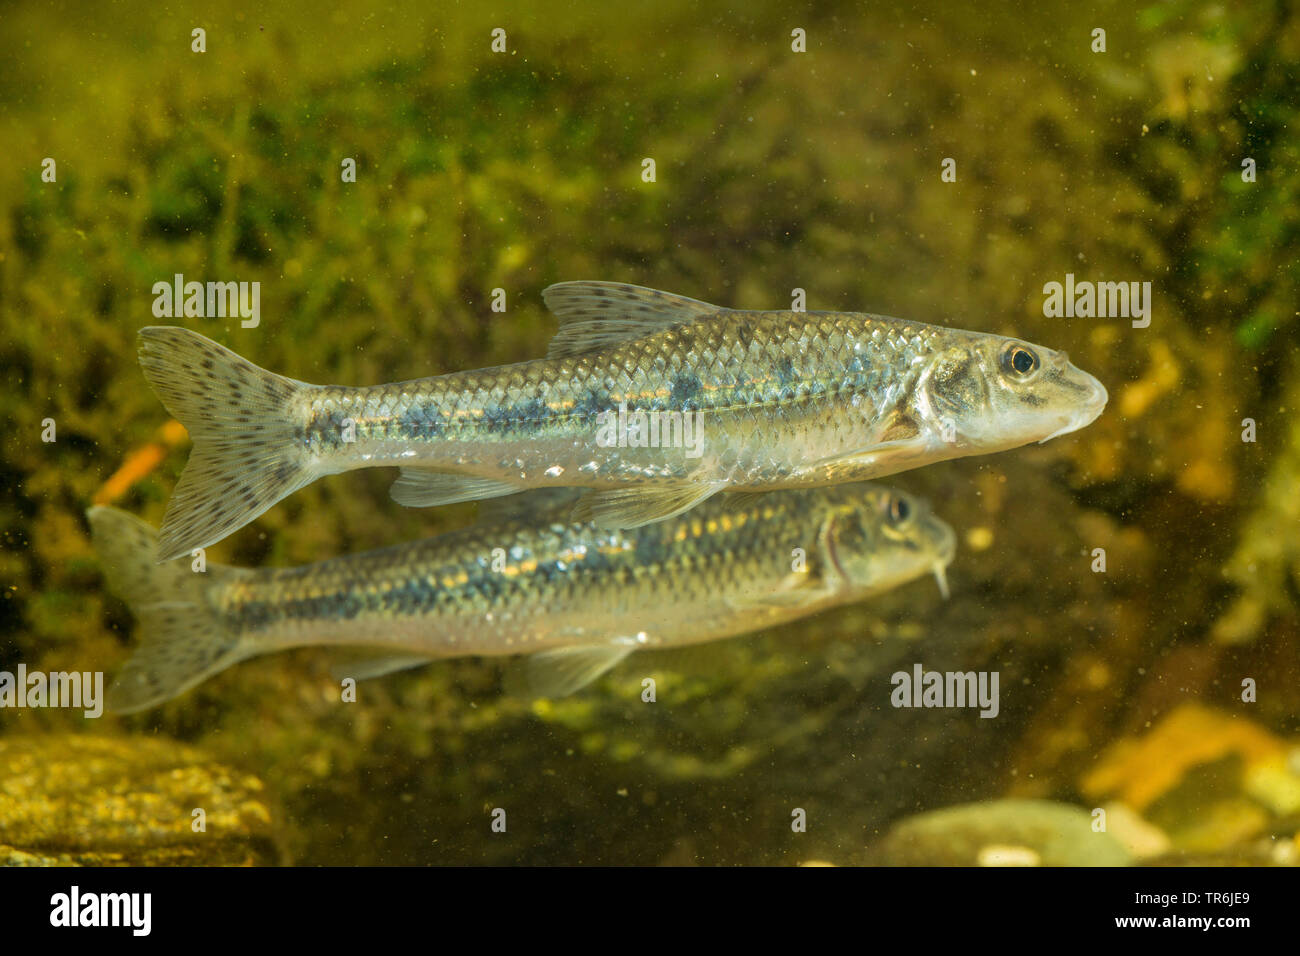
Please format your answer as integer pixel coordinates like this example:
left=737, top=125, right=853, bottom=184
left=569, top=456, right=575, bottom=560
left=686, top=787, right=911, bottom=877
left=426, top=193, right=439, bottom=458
left=1003, top=344, right=1039, bottom=376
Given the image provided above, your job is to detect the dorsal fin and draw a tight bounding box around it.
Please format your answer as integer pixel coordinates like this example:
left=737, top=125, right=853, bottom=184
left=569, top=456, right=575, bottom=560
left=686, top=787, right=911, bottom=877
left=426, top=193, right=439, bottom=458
left=541, top=282, right=723, bottom=358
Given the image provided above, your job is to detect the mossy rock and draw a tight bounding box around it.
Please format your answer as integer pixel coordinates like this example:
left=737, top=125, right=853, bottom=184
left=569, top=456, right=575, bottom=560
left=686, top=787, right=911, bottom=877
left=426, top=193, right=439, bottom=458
left=0, top=734, right=280, bottom=866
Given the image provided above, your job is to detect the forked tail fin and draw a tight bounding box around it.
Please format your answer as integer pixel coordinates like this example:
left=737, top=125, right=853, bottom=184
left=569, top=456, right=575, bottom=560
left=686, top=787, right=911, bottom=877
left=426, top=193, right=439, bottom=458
left=88, top=506, right=255, bottom=713
left=137, top=327, right=319, bottom=562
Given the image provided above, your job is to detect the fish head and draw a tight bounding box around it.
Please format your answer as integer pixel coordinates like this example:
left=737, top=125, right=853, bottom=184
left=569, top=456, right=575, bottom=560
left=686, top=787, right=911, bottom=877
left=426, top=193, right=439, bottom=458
left=823, top=485, right=956, bottom=599
left=919, top=336, right=1108, bottom=451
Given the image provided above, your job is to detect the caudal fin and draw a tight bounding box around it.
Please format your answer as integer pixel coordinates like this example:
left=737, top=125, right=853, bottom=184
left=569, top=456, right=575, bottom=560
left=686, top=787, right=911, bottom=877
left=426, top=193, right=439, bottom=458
left=137, top=327, right=318, bottom=562
left=88, top=506, right=255, bottom=712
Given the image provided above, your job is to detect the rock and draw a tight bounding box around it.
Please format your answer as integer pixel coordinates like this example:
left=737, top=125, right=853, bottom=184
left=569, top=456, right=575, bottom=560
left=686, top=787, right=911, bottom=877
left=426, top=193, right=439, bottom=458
left=870, top=799, right=1132, bottom=867
left=0, top=734, right=280, bottom=866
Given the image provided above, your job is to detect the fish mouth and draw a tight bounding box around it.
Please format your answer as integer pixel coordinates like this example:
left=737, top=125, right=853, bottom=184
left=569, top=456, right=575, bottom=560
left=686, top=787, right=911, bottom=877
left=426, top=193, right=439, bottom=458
left=1038, top=372, right=1109, bottom=444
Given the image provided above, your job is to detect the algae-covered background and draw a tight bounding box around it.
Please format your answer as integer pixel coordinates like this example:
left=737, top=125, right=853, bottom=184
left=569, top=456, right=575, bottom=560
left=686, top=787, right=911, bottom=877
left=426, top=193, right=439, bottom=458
left=1, top=0, right=1298, bottom=865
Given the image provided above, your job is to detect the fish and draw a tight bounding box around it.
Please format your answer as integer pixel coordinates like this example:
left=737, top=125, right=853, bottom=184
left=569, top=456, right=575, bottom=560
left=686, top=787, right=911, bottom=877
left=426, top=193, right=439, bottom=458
left=87, top=483, right=956, bottom=713
left=137, top=282, right=1106, bottom=561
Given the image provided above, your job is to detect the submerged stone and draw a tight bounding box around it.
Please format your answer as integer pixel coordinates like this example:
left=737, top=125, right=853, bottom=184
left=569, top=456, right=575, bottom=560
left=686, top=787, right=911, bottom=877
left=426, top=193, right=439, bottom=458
left=0, top=734, right=280, bottom=866
left=869, top=798, right=1132, bottom=867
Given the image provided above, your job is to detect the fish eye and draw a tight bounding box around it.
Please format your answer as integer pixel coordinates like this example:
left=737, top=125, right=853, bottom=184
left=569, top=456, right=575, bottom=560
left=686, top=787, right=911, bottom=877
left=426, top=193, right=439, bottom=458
left=885, top=494, right=912, bottom=526
left=1002, top=344, right=1040, bottom=377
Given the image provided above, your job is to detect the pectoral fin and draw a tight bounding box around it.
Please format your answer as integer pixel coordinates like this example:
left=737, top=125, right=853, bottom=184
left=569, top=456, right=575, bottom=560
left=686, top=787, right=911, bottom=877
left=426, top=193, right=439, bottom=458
left=390, top=469, right=525, bottom=508
left=728, top=508, right=846, bottom=612
left=876, top=411, right=923, bottom=444
left=728, top=571, right=836, bottom=612
left=807, top=435, right=935, bottom=481
left=526, top=644, right=635, bottom=697
left=571, top=480, right=727, bottom=529
left=806, top=409, right=938, bottom=479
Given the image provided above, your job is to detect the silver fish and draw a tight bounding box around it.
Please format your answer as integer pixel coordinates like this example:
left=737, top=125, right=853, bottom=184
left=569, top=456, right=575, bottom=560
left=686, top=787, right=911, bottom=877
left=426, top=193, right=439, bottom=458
left=137, top=282, right=1106, bottom=561
left=88, top=484, right=955, bottom=712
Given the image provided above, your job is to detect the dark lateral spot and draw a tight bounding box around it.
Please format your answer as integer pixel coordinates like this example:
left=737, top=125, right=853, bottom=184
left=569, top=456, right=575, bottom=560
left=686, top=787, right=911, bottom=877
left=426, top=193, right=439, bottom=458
left=634, top=530, right=661, bottom=566
left=475, top=573, right=505, bottom=604
left=340, top=594, right=364, bottom=619
left=235, top=601, right=274, bottom=630
left=776, top=356, right=798, bottom=387
left=509, top=397, right=551, bottom=426
left=397, top=404, right=444, bottom=438
left=575, top=388, right=611, bottom=417
left=669, top=373, right=702, bottom=408
left=730, top=319, right=755, bottom=351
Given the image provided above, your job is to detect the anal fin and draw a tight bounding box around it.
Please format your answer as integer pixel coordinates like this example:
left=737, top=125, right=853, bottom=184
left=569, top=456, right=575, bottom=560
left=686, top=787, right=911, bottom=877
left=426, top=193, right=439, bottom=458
left=727, top=572, right=835, bottom=612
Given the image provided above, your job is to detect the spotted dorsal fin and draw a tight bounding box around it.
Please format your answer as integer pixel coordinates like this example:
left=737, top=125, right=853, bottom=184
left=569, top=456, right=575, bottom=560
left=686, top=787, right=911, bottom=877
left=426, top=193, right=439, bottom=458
left=541, top=282, right=723, bottom=358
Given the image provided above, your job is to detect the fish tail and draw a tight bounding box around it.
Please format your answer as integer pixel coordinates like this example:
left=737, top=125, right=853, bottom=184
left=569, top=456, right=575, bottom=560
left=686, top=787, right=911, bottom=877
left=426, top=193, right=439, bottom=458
left=88, top=505, right=254, bottom=713
left=137, top=327, right=319, bottom=562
